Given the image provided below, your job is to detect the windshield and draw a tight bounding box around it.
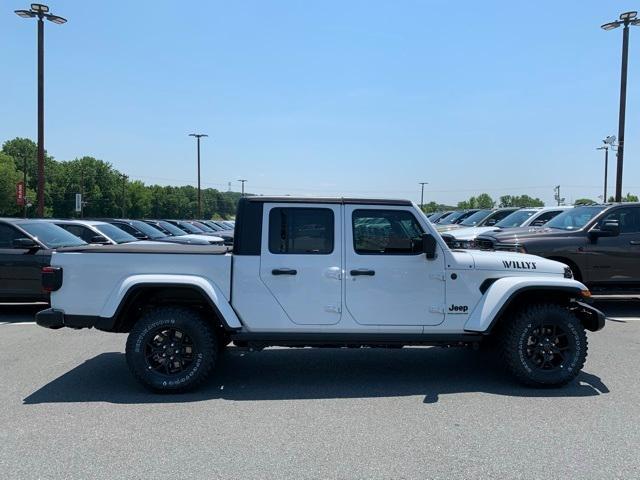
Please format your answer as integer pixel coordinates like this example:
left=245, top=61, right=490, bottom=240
left=460, top=210, right=492, bottom=226
left=495, top=210, right=535, bottom=228
left=438, top=211, right=467, bottom=225
left=202, top=221, right=223, bottom=231
left=18, top=222, right=87, bottom=248
left=545, top=206, right=606, bottom=231
left=130, top=220, right=166, bottom=239
left=193, top=221, right=215, bottom=232
left=95, top=224, right=137, bottom=244
left=178, top=222, right=204, bottom=234
left=158, top=221, right=187, bottom=236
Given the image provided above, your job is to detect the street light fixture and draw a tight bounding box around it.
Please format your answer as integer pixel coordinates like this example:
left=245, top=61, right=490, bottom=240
left=601, top=11, right=639, bottom=202
left=597, top=135, right=617, bottom=202
left=188, top=133, right=208, bottom=218
left=14, top=3, right=67, bottom=218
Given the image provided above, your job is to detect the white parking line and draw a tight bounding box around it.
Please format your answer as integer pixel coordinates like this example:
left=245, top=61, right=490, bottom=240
left=0, top=321, right=36, bottom=326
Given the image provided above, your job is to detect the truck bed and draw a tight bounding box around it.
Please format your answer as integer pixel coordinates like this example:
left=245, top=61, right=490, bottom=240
left=50, top=245, right=232, bottom=319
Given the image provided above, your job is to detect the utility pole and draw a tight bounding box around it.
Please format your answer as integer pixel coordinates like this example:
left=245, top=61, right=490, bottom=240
left=419, top=182, right=428, bottom=210
left=238, top=179, right=247, bottom=197
left=22, top=154, right=28, bottom=218
left=601, top=11, right=639, bottom=202
left=121, top=174, right=128, bottom=217
left=554, top=185, right=564, bottom=206
left=79, top=164, right=84, bottom=218
left=188, top=133, right=208, bottom=218
left=15, top=4, right=67, bottom=217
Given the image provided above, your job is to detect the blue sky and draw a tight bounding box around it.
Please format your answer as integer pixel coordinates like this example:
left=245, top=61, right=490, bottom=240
left=2, top=1, right=640, bottom=206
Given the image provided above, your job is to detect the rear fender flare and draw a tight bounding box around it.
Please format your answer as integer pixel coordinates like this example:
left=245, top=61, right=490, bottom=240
left=100, top=274, right=242, bottom=329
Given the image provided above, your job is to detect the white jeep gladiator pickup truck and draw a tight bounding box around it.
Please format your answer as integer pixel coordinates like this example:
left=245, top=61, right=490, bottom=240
left=36, top=197, right=605, bottom=392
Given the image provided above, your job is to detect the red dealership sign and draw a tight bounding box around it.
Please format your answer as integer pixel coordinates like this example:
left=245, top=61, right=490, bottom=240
left=16, top=181, right=25, bottom=206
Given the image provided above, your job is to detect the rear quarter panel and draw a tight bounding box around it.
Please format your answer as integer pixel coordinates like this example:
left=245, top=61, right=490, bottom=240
left=50, top=252, right=232, bottom=318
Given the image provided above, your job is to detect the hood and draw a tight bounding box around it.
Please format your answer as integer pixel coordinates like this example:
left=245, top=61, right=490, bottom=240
left=443, top=226, right=499, bottom=240
left=480, top=226, right=571, bottom=243
left=436, top=224, right=465, bottom=232
left=181, top=233, right=224, bottom=244
left=464, top=249, right=567, bottom=276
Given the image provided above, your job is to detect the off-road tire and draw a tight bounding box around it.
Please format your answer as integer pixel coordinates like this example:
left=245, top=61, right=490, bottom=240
left=125, top=306, right=217, bottom=393
left=500, top=303, right=587, bottom=387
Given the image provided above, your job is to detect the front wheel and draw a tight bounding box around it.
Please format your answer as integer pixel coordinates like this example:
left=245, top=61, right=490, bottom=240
left=125, top=306, right=217, bottom=392
left=500, top=304, right=588, bottom=387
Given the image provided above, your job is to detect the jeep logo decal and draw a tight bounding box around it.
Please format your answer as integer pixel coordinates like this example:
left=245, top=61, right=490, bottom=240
left=502, top=260, right=537, bottom=270
left=448, top=304, right=469, bottom=313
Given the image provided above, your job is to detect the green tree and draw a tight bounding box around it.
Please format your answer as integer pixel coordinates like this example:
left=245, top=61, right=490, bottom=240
left=607, top=193, right=639, bottom=203
left=574, top=198, right=597, bottom=206
left=458, top=193, right=495, bottom=209
left=126, top=180, right=152, bottom=218
left=499, top=195, right=544, bottom=208
left=0, top=152, right=22, bottom=216
left=0, top=136, right=251, bottom=219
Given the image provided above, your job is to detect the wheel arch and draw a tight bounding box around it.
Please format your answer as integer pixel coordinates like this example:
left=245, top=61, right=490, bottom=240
left=102, top=278, right=242, bottom=333
left=464, top=277, right=589, bottom=334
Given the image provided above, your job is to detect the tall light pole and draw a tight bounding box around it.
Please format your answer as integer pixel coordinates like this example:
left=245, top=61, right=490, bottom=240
left=238, top=179, right=247, bottom=197
left=601, top=11, right=640, bottom=202
left=596, top=145, right=609, bottom=202
left=189, top=133, right=208, bottom=218
left=15, top=4, right=67, bottom=217
left=419, top=182, right=428, bottom=210
left=121, top=174, right=128, bottom=218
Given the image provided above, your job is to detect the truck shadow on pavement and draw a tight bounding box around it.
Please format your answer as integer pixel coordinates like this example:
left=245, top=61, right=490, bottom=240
left=23, top=347, right=609, bottom=405
left=0, top=303, right=47, bottom=323
left=594, top=301, right=640, bottom=321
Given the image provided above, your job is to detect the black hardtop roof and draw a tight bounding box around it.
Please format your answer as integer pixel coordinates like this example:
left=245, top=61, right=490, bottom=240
left=244, top=197, right=413, bottom=206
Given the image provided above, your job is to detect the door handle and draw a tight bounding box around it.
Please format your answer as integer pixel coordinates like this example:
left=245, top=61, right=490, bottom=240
left=630, top=241, right=640, bottom=245
left=272, top=268, right=297, bottom=276
left=350, top=269, right=375, bottom=276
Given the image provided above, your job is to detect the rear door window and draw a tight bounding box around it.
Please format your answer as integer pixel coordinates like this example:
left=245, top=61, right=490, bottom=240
left=268, top=208, right=334, bottom=254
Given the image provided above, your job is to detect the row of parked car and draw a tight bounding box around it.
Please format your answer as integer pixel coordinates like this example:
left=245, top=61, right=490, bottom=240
left=427, top=203, right=640, bottom=294
left=0, top=217, right=235, bottom=302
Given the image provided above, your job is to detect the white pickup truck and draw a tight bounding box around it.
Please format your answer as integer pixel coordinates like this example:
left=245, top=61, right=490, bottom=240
left=36, top=197, right=605, bottom=392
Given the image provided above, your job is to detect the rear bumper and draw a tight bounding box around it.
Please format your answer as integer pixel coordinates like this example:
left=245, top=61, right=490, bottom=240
left=35, top=308, right=107, bottom=330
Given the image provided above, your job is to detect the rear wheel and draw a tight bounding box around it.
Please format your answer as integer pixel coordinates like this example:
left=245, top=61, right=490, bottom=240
left=125, top=306, right=217, bottom=392
left=500, top=304, right=587, bottom=387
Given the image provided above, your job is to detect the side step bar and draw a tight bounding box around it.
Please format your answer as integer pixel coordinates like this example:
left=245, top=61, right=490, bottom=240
left=230, top=332, right=483, bottom=349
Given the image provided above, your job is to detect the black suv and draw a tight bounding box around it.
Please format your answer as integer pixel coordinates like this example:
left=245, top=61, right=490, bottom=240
left=476, top=204, right=640, bottom=293
left=0, top=218, right=86, bottom=302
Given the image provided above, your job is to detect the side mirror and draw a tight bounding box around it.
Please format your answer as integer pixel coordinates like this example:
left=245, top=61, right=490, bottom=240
left=133, top=232, right=147, bottom=240
left=13, top=237, right=39, bottom=250
left=89, top=235, right=110, bottom=245
left=422, top=233, right=437, bottom=260
left=485, top=219, right=497, bottom=226
left=591, top=220, right=620, bottom=239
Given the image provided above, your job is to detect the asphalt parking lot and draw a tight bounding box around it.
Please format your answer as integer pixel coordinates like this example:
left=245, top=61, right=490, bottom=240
left=1, top=303, right=639, bottom=479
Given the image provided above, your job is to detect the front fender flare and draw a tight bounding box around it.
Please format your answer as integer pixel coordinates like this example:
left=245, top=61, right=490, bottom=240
left=99, top=274, right=242, bottom=329
left=464, top=276, right=587, bottom=333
